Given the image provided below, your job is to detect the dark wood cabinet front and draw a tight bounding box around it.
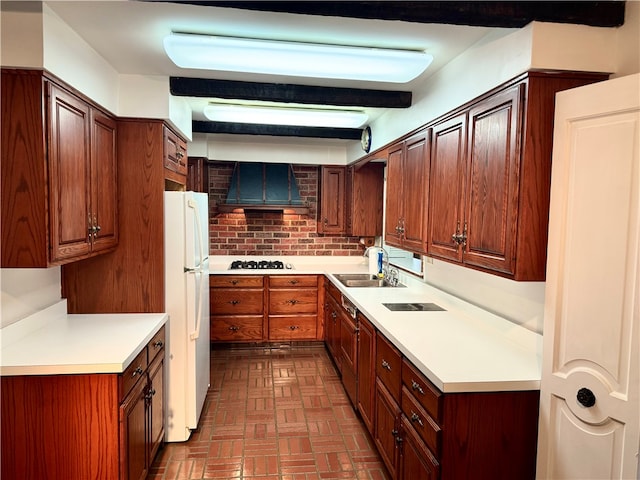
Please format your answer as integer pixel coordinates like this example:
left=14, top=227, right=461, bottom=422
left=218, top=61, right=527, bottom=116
left=1, top=70, right=118, bottom=267
left=384, top=130, right=430, bottom=254
left=318, top=166, right=346, bottom=234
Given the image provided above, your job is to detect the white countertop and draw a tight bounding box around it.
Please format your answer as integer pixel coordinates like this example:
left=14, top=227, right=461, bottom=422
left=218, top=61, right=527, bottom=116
left=210, top=255, right=543, bottom=393
left=1, top=300, right=168, bottom=376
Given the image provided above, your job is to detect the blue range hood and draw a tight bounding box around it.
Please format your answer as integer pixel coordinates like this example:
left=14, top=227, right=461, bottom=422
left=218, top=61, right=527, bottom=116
left=219, top=162, right=309, bottom=213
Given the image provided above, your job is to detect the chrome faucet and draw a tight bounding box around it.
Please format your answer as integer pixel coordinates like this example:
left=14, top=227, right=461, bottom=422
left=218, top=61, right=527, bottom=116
left=363, top=246, right=396, bottom=280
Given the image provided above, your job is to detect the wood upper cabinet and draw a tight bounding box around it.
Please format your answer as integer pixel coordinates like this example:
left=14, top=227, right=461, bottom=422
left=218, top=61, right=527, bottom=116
left=318, top=166, right=346, bottom=233
left=384, top=130, right=430, bottom=254
left=1, top=69, right=118, bottom=267
left=163, top=125, right=187, bottom=186
left=319, top=163, right=384, bottom=236
left=187, top=156, right=209, bottom=193
left=429, top=87, right=522, bottom=275
left=427, top=72, right=608, bottom=280
left=347, top=162, right=385, bottom=237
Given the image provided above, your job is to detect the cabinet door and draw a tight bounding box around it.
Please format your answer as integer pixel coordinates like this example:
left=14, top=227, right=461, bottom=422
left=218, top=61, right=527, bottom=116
left=148, top=355, right=164, bottom=464
left=399, top=416, right=439, bottom=480
left=339, top=312, right=358, bottom=406
left=348, top=162, right=384, bottom=237
left=119, top=377, right=148, bottom=480
left=375, top=379, right=401, bottom=479
left=384, top=142, right=404, bottom=247
left=90, top=109, right=118, bottom=253
left=318, top=166, right=345, bottom=233
left=356, top=313, right=375, bottom=435
left=463, top=85, right=522, bottom=275
left=401, top=132, right=430, bottom=254
left=428, top=112, right=467, bottom=262
left=48, top=83, right=92, bottom=263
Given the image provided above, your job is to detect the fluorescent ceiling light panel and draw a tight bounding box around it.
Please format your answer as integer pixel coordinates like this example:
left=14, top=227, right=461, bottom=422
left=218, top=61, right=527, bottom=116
left=164, top=33, right=433, bottom=83
left=204, top=104, right=369, bottom=128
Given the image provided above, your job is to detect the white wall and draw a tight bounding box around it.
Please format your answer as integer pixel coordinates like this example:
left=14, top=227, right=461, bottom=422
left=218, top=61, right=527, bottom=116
left=0, top=268, right=62, bottom=328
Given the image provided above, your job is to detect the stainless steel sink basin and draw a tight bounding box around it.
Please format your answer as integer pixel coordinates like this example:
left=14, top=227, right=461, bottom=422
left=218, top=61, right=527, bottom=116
left=334, top=273, right=404, bottom=288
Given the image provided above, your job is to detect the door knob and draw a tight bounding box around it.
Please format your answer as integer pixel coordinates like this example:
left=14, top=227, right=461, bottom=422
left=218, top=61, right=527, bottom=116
left=576, top=387, right=596, bottom=407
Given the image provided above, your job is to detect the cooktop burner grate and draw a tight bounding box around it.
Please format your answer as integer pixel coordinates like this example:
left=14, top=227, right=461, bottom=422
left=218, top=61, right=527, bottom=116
left=229, top=260, right=289, bottom=270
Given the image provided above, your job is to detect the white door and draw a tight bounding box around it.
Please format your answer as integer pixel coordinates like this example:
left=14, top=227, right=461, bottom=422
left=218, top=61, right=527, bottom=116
left=537, top=73, right=640, bottom=480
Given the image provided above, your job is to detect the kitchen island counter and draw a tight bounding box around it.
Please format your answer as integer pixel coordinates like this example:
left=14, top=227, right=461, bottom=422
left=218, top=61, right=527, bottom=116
left=0, top=300, right=168, bottom=376
left=209, top=255, right=542, bottom=393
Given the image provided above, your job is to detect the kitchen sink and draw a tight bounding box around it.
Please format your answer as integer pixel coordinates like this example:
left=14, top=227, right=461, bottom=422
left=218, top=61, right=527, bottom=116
left=334, top=273, right=404, bottom=288
left=383, top=302, right=446, bottom=312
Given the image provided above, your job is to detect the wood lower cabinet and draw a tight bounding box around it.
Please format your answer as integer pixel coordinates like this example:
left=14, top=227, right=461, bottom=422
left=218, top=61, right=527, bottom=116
left=209, top=274, right=321, bottom=342
left=399, top=414, right=440, bottom=480
left=428, top=71, right=608, bottom=280
left=268, top=275, right=319, bottom=340
left=339, top=308, right=358, bottom=406
left=210, top=275, right=265, bottom=342
left=324, top=280, right=343, bottom=372
left=356, top=312, right=376, bottom=435
left=2, top=69, right=118, bottom=267
left=375, top=378, right=402, bottom=479
left=1, top=326, right=165, bottom=480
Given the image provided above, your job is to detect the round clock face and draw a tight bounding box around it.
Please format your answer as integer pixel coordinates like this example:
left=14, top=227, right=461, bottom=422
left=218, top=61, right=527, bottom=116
left=361, top=126, right=372, bottom=153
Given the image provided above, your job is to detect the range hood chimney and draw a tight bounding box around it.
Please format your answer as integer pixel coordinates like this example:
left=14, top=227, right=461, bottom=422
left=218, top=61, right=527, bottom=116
left=219, top=162, right=309, bottom=214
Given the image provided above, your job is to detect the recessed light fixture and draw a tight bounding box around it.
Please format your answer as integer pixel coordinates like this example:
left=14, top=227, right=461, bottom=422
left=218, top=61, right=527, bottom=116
left=164, top=33, right=433, bottom=83
left=203, top=104, right=369, bottom=128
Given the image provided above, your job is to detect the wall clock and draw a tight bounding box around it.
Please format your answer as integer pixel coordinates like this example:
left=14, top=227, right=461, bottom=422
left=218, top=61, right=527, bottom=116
left=361, top=126, right=372, bottom=153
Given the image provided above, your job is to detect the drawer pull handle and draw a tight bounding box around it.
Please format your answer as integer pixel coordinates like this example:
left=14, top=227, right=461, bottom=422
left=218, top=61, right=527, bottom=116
left=153, top=340, right=164, bottom=349
left=228, top=325, right=240, bottom=332
left=410, top=411, right=424, bottom=427
left=381, top=359, right=392, bottom=371
left=331, top=312, right=337, bottom=319
left=411, top=380, right=425, bottom=395
left=286, top=299, right=299, bottom=305
left=288, top=280, right=299, bottom=285
left=131, top=366, right=143, bottom=378
left=289, top=325, right=299, bottom=330
left=229, top=300, right=240, bottom=305
left=230, top=279, right=239, bottom=285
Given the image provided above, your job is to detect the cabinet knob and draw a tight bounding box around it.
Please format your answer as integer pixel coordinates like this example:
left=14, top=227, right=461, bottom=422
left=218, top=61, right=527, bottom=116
left=131, top=366, right=143, bottom=378
left=577, top=387, right=596, bottom=408
left=381, top=359, right=392, bottom=371
left=410, top=411, right=424, bottom=427
left=411, top=380, right=425, bottom=395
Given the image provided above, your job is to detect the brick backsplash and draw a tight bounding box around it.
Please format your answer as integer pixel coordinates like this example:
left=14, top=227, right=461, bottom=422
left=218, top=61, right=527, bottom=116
left=207, top=162, right=364, bottom=256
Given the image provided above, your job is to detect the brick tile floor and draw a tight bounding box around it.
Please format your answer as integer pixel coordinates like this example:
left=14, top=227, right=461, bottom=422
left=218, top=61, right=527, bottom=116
left=149, top=345, right=390, bottom=480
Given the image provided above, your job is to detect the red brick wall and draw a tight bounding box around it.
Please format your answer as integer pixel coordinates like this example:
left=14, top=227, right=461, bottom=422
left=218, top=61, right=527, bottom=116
left=207, top=162, right=363, bottom=256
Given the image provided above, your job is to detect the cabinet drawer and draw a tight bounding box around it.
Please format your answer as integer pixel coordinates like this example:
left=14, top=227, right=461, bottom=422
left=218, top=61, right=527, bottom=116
left=211, top=288, right=264, bottom=314
left=269, top=275, right=318, bottom=288
left=211, top=316, right=263, bottom=341
left=376, top=334, right=402, bottom=402
left=402, top=358, right=442, bottom=421
left=120, top=348, right=148, bottom=401
left=210, top=275, right=264, bottom=288
left=268, top=315, right=317, bottom=340
left=402, top=385, right=441, bottom=456
left=148, top=326, right=166, bottom=363
left=268, top=288, right=318, bottom=314
left=327, top=280, right=342, bottom=304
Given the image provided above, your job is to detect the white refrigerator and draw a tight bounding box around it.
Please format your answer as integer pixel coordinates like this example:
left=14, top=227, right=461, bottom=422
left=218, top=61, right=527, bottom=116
left=164, top=191, right=210, bottom=442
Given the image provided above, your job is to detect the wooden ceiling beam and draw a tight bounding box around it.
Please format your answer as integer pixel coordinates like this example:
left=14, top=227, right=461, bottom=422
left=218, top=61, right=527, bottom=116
left=192, top=120, right=363, bottom=139
left=170, top=77, right=412, bottom=108
left=145, top=1, right=626, bottom=28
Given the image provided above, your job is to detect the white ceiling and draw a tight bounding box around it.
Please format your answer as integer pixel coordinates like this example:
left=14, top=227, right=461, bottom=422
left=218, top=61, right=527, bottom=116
left=46, top=1, right=509, bottom=125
